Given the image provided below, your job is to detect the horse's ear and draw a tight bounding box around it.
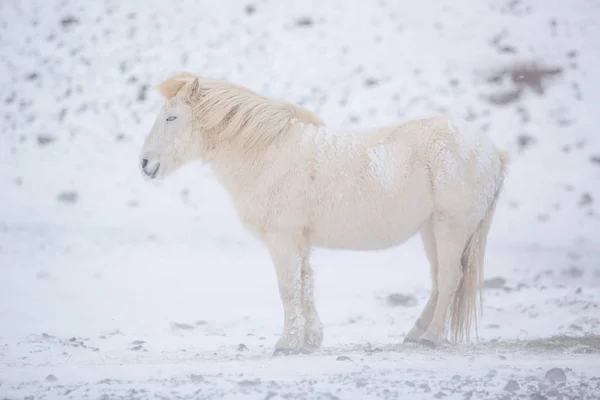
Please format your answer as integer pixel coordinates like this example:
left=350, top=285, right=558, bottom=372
left=156, top=72, right=194, bottom=98
left=183, top=78, right=202, bottom=104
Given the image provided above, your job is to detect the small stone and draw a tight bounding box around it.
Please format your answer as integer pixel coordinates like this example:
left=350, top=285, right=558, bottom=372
left=517, top=134, right=536, bottom=151
left=237, top=343, right=249, bottom=352
left=336, top=355, right=352, bottom=361
left=562, top=266, right=583, bottom=278
left=45, top=374, right=58, bottom=382
left=238, top=378, right=261, bottom=386
left=385, top=293, right=417, bottom=307
left=60, top=16, right=79, bottom=28
left=504, top=380, right=520, bottom=392
left=170, top=322, right=195, bottom=331
left=484, top=277, right=506, bottom=289
left=487, top=369, right=498, bottom=378
left=37, top=135, right=56, bottom=146
left=419, top=383, right=431, bottom=393
left=590, top=155, right=600, bottom=165
left=355, top=378, right=368, bottom=388
left=295, top=17, right=313, bottom=27
left=189, top=374, right=204, bottom=383
left=578, top=193, right=593, bottom=207
left=57, top=190, right=78, bottom=204
left=244, top=4, right=256, bottom=15
left=545, top=368, right=566, bottom=383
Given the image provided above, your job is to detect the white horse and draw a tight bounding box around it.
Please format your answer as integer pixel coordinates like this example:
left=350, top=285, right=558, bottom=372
left=139, top=71, right=508, bottom=354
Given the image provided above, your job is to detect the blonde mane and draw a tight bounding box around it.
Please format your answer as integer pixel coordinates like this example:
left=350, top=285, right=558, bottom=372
left=156, top=72, right=324, bottom=153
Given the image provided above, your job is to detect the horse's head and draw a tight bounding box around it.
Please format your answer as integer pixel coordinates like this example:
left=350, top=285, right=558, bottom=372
left=139, top=71, right=325, bottom=180
left=139, top=72, right=204, bottom=180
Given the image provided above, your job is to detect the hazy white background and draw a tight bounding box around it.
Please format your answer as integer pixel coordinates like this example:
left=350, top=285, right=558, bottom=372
left=1, top=0, right=599, bottom=398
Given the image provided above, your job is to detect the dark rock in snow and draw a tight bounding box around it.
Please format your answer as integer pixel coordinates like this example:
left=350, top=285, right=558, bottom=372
left=545, top=368, right=567, bottom=383
left=386, top=293, right=417, bottom=307
left=562, top=266, right=583, bottom=278
left=578, top=192, right=593, bottom=207
left=238, top=378, right=261, bottom=386
left=355, top=378, right=368, bottom=388
left=37, top=134, right=55, bottom=146
left=189, top=374, right=205, bottom=383
left=336, top=355, right=352, bottom=361
left=419, top=383, right=431, bottom=393
left=60, top=16, right=79, bottom=28
left=171, top=322, right=195, bottom=331
left=57, top=191, right=78, bottom=204
left=45, top=374, right=58, bottom=382
left=517, top=134, right=536, bottom=151
left=504, top=380, right=520, bottom=392
left=484, top=277, right=506, bottom=289
left=295, top=17, right=313, bottom=27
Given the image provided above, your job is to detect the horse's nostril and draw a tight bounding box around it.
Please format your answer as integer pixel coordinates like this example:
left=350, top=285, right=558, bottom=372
left=141, top=158, right=148, bottom=169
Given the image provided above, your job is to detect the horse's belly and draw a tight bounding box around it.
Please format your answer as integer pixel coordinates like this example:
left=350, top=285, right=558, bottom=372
left=310, top=195, right=433, bottom=251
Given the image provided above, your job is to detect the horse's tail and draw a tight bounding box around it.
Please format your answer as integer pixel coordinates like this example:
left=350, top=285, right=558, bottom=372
left=449, top=150, right=509, bottom=343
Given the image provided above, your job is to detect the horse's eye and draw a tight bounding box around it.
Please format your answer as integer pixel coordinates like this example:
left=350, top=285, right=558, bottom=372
left=166, top=116, right=177, bottom=122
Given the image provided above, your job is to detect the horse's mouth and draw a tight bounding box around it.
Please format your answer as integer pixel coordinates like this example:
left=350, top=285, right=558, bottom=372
left=142, top=161, right=160, bottom=179
left=150, top=164, right=159, bottom=179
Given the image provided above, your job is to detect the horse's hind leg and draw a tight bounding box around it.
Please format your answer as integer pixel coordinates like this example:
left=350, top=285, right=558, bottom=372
left=418, top=215, right=470, bottom=347
left=404, top=217, right=439, bottom=343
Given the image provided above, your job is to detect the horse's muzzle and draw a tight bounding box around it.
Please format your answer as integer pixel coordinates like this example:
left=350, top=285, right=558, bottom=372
left=141, top=158, right=160, bottom=179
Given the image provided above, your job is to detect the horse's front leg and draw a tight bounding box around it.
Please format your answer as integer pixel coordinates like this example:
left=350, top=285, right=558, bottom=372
left=301, top=255, right=323, bottom=352
left=264, top=233, right=306, bottom=355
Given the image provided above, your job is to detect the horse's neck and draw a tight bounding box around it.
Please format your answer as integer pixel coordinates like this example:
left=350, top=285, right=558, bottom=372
left=208, top=129, right=290, bottom=197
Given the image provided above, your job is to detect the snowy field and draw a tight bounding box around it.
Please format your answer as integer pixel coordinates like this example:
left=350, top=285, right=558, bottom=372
left=1, top=0, right=600, bottom=398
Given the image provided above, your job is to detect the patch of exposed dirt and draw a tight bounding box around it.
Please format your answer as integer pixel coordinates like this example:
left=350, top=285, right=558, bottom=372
left=482, top=62, right=564, bottom=105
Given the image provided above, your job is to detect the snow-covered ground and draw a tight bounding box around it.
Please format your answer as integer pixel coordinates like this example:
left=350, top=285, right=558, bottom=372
left=1, top=0, right=599, bottom=398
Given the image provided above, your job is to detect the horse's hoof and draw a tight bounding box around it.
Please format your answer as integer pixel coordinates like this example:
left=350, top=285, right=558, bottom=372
left=418, top=338, right=437, bottom=348
left=273, top=348, right=293, bottom=356
left=272, top=348, right=309, bottom=356
left=403, top=336, right=419, bottom=344
left=300, top=346, right=317, bottom=354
